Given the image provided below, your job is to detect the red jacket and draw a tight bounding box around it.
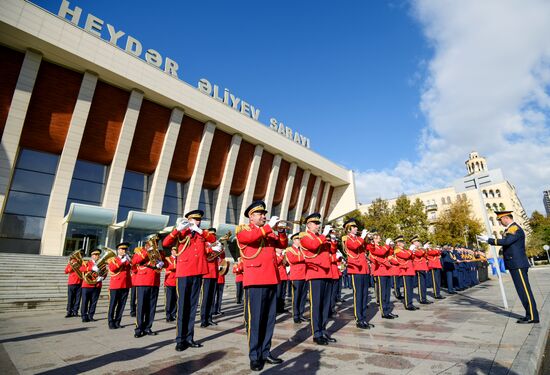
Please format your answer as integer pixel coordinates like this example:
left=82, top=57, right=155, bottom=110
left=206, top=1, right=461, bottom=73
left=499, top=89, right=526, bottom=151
left=412, top=249, right=429, bottom=271
left=329, top=239, right=340, bottom=280
left=300, top=230, right=331, bottom=280
left=368, top=243, right=393, bottom=277
left=80, top=260, right=102, bottom=289
left=203, top=253, right=219, bottom=279
left=131, top=247, right=161, bottom=287
left=384, top=245, right=402, bottom=276
left=237, top=223, right=288, bottom=287
left=285, top=245, right=306, bottom=280
left=277, top=255, right=289, bottom=281
left=108, top=257, right=132, bottom=289
left=427, top=248, right=443, bottom=269
left=232, top=261, right=244, bottom=283
left=343, top=234, right=369, bottom=275
left=162, top=228, right=217, bottom=278
left=395, top=248, right=415, bottom=276
left=65, top=263, right=82, bottom=285
left=164, top=255, right=177, bottom=287
left=216, top=254, right=226, bottom=284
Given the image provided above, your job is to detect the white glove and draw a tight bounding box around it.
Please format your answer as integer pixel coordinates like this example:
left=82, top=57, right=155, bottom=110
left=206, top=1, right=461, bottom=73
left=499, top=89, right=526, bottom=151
left=477, top=234, right=489, bottom=243
left=330, top=234, right=336, bottom=240
left=92, top=265, right=99, bottom=272
left=410, top=244, right=417, bottom=251
left=211, top=244, right=222, bottom=253
left=268, top=216, right=280, bottom=228
left=361, top=229, right=368, bottom=239
left=385, top=238, right=392, bottom=245
left=156, top=261, right=164, bottom=269
left=322, top=225, right=332, bottom=236
left=423, top=243, right=430, bottom=249
left=190, top=223, right=203, bottom=234
left=336, top=251, right=343, bottom=260
left=120, top=256, right=128, bottom=263
left=96, top=276, right=104, bottom=282
left=176, top=221, right=190, bottom=232
left=218, top=265, right=223, bottom=271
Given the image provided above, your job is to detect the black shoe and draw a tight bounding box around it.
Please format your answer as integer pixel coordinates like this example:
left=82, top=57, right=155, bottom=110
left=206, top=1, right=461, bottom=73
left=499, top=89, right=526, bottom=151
left=130, top=313, right=136, bottom=317
left=250, top=360, right=265, bottom=371
left=434, top=296, right=445, bottom=299
left=300, top=316, right=310, bottom=322
left=412, top=306, right=420, bottom=310
left=217, top=311, right=225, bottom=316
left=65, top=313, right=72, bottom=318
left=185, top=340, right=203, bottom=348
left=166, top=317, right=171, bottom=322
left=175, top=342, right=188, bottom=351
left=448, top=291, right=456, bottom=294
left=109, top=324, right=116, bottom=329
left=208, top=320, right=218, bottom=326
left=356, top=321, right=368, bottom=329
left=200, top=322, right=209, bottom=328
left=89, top=318, right=97, bottom=322
left=134, top=331, right=144, bottom=338
left=382, top=314, right=395, bottom=319
left=517, top=319, right=539, bottom=324
left=265, top=355, right=283, bottom=364
left=145, top=330, right=157, bottom=336
left=293, top=318, right=301, bottom=324
left=115, top=323, right=122, bottom=328
left=390, top=313, right=399, bottom=318
left=323, top=334, right=337, bottom=343
left=313, top=337, right=329, bottom=345
left=364, top=321, right=375, bottom=329
left=82, top=317, right=90, bottom=322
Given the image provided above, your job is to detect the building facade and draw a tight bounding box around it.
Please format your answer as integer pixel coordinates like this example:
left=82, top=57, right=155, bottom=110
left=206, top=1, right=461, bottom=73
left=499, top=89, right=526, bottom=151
left=543, top=190, right=550, bottom=217
left=0, top=0, right=357, bottom=256
left=359, top=152, right=530, bottom=238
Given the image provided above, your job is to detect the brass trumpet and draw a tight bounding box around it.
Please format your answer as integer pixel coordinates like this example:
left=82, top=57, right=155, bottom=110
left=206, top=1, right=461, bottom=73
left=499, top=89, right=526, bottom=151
left=207, top=240, right=224, bottom=262
left=273, top=220, right=302, bottom=231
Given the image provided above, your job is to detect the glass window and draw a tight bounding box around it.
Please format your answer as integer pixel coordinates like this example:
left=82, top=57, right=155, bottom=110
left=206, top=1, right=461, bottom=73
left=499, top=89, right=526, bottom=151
left=10, top=169, right=55, bottom=195
left=122, top=171, right=147, bottom=190
left=72, top=160, right=105, bottom=183
left=16, top=149, right=58, bottom=174
left=68, top=179, right=103, bottom=203
left=272, top=204, right=281, bottom=218
left=164, top=180, right=178, bottom=197
left=226, top=194, right=241, bottom=225
left=4, top=191, right=51, bottom=217
left=0, top=213, right=45, bottom=240
left=198, top=188, right=215, bottom=221
left=161, top=180, right=186, bottom=226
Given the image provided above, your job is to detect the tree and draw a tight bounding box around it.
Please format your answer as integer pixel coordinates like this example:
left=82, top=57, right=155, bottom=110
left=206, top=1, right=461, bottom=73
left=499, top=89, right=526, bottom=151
left=526, top=211, right=550, bottom=258
left=392, top=195, right=429, bottom=241
left=431, top=198, right=483, bottom=247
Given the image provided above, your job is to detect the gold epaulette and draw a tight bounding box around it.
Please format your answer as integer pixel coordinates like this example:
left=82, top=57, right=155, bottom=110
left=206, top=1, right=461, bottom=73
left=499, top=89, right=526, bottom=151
left=298, top=231, right=308, bottom=239
left=507, top=224, right=519, bottom=234
left=235, top=224, right=250, bottom=234
left=342, top=235, right=348, bottom=242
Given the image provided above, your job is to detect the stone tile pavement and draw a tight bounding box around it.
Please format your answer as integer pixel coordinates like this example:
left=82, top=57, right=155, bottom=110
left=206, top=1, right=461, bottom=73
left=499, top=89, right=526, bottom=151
left=0, top=267, right=548, bottom=375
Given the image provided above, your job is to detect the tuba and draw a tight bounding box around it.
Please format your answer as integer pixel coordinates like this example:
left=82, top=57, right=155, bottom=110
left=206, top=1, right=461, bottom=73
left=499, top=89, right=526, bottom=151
left=145, top=234, right=162, bottom=266
left=83, top=247, right=116, bottom=284
left=68, top=249, right=84, bottom=280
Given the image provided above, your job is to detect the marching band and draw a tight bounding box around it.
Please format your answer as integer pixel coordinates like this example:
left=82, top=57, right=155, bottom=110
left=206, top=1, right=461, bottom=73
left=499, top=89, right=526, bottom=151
left=63, top=202, right=496, bottom=371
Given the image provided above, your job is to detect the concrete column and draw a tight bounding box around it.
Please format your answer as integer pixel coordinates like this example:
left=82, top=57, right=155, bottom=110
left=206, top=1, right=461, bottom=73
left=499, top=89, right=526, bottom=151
left=264, top=154, right=282, bottom=214
left=102, top=90, right=143, bottom=211
left=319, top=181, right=331, bottom=218
left=146, top=108, right=184, bottom=214
left=41, top=71, right=98, bottom=255
left=0, top=49, right=42, bottom=214
left=183, top=121, right=216, bottom=213
left=279, top=163, right=297, bottom=220
left=308, top=176, right=322, bottom=212
left=238, top=145, right=264, bottom=220
left=212, top=134, right=242, bottom=228
left=292, top=170, right=311, bottom=232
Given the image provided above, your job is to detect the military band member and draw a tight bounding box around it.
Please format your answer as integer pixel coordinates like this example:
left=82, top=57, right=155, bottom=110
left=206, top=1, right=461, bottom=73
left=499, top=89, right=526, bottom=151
left=129, top=264, right=137, bottom=317
left=213, top=254, right=226, bottom=316
left=411, top=236, right=432, bottom=305
left=236, top=200, right=287, bottom=371
left=233, top=258, right=244, bottom=304
left=394, top=236, right=419, bottom=311
left=64, top=254, right=82, bottom=318
left=276, top=248, right=289, bottom=313
left=200, top=228, right=222, bottom=327
left=162, top=210, right=217, bottom=352
left=385, top=238, right=403, bottom=300
left=342, top=219, right=372, bottom=329
left=328, top=232, right=341, bottom=317
left=427, top=244, right=445, bottom=299
left=441, top=245, right=457, bottom=294
left=107, top=242, right=132, bottom=329
left=478, top=210, right=540, bottom=324
left=131, top=238, right=163, bottom=337
left=286, top=233, right=308, bottom=323
left=79, top=249, right=103, bottom=322
left=301, top=213, right=339, bottom=345
left=164, top=247, right=178, bottom=322
left=368, top=232, right=399, bottom=319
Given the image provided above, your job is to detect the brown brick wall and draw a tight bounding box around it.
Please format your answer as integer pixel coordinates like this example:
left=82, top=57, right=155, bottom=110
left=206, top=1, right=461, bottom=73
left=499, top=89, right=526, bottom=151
left=0, top=46, right=24, bottom=137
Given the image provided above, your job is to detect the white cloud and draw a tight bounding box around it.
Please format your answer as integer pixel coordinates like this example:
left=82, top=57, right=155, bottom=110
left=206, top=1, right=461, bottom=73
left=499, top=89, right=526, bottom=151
left=356, top=0, right=550, bottom=214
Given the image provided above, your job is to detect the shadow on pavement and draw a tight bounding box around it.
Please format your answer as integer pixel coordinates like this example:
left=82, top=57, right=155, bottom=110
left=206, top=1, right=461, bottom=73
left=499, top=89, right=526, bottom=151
left=455, top=294, right=524, bottom=319
left=466, top=357, right=521, bottom=375
left=0, top=327, right=89, bottom=344
left=149, top=350, right=228, bottom=375
left=36, top=339, right=174, bottom=375
left=263, top=348, right=322, bottom=374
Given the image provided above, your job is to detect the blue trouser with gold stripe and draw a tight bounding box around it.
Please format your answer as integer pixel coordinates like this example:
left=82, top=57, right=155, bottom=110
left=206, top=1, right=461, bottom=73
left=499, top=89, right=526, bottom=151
left=309, top=279, right=331, bottom=338
left=135, top=286, right=158, bottom=334
left=81, top=287, right=100, bottom=320
left=292, top=280, right=307, bottom=320
left=200, top=278, right=216, bottom=324
left=430, top=269, right=442, bottom=297
left=165, top=286, right=177, bottom=320
left=67, top=284, right=81, bottom=315
left=246, top=285, right=277, bottom=361
left=176, top=276, right=202, bottom=344
left=416, top=271, right=428, bottom=302
left=108, top=288, right=128, bottom=326
left=350, top=274, right=368, bottom=323
left=402, top=275, right=415, bottom=309
left=509, top=268, right=539, bottom=321
left=392, top=276, right=402, bottom=298
left=377, top=276, right=392, bottom=316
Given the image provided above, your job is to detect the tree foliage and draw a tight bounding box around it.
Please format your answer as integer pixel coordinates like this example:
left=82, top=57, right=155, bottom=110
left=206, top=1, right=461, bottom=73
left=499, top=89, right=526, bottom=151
left=526, top=211, right=550, bottom=257
left=431, top=198, right=484, bottom=248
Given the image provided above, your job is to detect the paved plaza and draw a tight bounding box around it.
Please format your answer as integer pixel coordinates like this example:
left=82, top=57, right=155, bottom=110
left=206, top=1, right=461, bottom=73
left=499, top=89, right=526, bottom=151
left=1, top=267, right=549, bottom=375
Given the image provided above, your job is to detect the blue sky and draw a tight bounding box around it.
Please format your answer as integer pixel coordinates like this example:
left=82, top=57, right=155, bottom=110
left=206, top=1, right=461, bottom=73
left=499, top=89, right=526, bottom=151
left=30, top=0, right=550, bottom=214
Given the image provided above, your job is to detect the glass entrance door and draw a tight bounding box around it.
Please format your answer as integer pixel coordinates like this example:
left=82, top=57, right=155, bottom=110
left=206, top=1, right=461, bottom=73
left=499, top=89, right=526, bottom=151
left=63, top=223, right=107, bottom=256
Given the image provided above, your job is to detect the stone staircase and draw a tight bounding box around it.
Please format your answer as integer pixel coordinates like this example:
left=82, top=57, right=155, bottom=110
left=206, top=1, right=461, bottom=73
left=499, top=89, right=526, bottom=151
left=0, top=252, right=236, bottom=313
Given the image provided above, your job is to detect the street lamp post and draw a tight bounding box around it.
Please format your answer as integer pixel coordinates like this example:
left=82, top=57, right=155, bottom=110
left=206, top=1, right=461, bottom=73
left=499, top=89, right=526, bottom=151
left=544, top=244, right=550, bottom=265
